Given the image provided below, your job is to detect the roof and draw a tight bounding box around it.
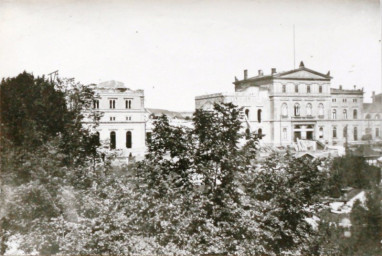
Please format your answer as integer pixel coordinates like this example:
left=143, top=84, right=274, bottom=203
left=363, top=102, right=382, bottom=113
left=97, top=80, right=129, bottom=90
left=234, top=61, right=332, bottom=85
left=330, top=88, right=363, bottom=95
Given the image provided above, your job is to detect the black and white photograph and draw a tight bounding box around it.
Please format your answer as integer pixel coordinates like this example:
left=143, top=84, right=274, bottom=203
left=0, top=0, right=381, bottom=255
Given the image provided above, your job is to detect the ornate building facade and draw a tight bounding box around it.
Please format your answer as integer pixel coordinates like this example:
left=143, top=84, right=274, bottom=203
left=90, top=80, right=147, bottom=156
left=195, top=62, right=382, bottom=147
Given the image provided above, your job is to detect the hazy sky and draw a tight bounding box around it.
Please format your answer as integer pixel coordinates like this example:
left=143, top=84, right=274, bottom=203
left=1, top=0, right=381, bottom=111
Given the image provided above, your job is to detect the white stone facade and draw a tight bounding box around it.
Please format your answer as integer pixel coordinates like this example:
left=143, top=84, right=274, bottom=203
left=89, top=80, right=147, bottom=156
left=195, top=62, right=382, bottom=147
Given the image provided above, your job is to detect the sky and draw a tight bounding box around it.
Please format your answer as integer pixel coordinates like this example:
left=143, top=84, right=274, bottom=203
left=0, top=0, right=381, bottom=111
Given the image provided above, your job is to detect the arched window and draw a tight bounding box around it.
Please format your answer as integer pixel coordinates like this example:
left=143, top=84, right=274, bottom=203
left=332, top=109, right=337, bottom=119
left=110, top=131, right=116, bottom=149
left=375, top=114, right=380, bottom=120
left=332, top=126, right=337, bottom=138
left=95, top=132, right=100, bottom=145
left=366, top=114, right=371, bottom=119
left=258, top=128, right=262, bottom=139
left=319, top=127, right=324, bottom=139
left=307, top=85, right=311, bottom=93
left=257, top=109, right=262, bottom=123
left=245, top=109, right=249, bottom=119
left=343, top=109, right=347, bottom=119
left=354, top=127, right=358, bottom=140
left=281, top=103, right=288, bottom=117
left=353, top=109, right=358, bottom=119
left=245, top=128, right=250, bottom=138
left=283, top=128, right=287, bottom=139
left=318, top=103, right=324, bottom=117
left=343, top=126, right=347, bottom=138
left=306, top=103, right=312, bottom=116
left=126, top=131, right=132, bottom=148
left=294, top=103, right=300, bottom=116
left=282, top=84, right=286, bottom=93
left=319, top=85, right=323, bottom=93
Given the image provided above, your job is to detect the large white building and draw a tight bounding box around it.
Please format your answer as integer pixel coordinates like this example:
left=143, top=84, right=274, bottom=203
left=90, top=80, right=147, bottom=156
left=196, top=62, right=382, bottom=147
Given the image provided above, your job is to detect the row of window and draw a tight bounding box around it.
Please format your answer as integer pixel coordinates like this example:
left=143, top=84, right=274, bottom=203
left=365, top=114, right=381, bottom=120
left=109, top=116, right=133, bottom=121
left=282, top=103, right=322, bottom=117
left=109, top=131, right=132, bottom=149
left=331, top=109, right=358, bottom=120
left=332, top=98, right=358, bottom=103
left=244, top=109, right=262, bottom=123
left=93, top=99, right=133, bottom=109
left=282, top=84, right=323, bottom=93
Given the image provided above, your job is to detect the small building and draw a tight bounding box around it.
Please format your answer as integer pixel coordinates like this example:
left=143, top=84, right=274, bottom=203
left=88, top=80, right=147, bottom=157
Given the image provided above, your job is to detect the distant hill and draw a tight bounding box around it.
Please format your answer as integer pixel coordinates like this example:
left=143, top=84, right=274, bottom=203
left=147, top=108, right=194, bottom=119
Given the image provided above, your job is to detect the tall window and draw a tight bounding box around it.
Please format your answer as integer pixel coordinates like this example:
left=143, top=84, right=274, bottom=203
left=295, top=84, right=299, bottom=93
left=332, top=126, right=337, bottom=138
left=306, top=103, right=312, bottom=116
left=354, top=127, right=358, bottom=140
left=257, top=109, right=262, bottom=123
left=109, top=99, right=116, bottom=109
left=332, top=109, right=337, bottom=119
left=245, top=109, right=250, bottom=119
left=319, top=85, right=323, bottom=93
left=258, top=128, right=263, bottom=138
left=126, top=131, right=132, bottom=148
left=281, top=103, right=288, bottom=117
left=110, top=131, right=116, bottom=149
left=319, top=127, right=324, bottom=139
left=93, top=100, right=99, bottom=109
left=283, top=128, right=287, bottom=140
left=376, top=128, right=380, bottom=138
left=307, top=85, right=311, bottom=93
left=125, top=99, right=132, bottom=109
left=318, top=103, right=324, bottom=117
left=343, top=126, right=347, bottom=138
left=343, top=98, right=347, bottom=103
left=343, top=109, right=347, bottom=119
left=282, top=84, right=286, bottom=93
left=353, top=109, right=358, bottom=119
left=95, top=132, right=100, bottom=145
left=294, top=103, right=300, bottom=116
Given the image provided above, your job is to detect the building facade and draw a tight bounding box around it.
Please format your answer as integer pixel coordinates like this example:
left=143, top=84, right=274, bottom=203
left=196, top=62, right=382, bottom=147
left=89, top=80, right=147, bottom=156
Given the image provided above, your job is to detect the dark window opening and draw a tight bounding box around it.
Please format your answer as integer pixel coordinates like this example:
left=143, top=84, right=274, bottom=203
left=126, top=131, right=132, bottom=148
left=110, top=131, right=116, bottom=149
left=257, top=109, right=262, bottom=123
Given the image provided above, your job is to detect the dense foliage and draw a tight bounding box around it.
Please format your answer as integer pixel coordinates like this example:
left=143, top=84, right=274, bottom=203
left=1, top=73, right=381, bottom=255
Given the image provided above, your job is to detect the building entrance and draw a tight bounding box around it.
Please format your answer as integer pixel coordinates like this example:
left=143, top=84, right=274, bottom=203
left=293, top=124, right=315, bottom=142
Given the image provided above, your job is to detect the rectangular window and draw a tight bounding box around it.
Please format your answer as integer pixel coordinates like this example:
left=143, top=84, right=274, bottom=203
left=93, top=100, right=99, bottom=109
left=332, top=98, right=336, bottom=102
left=353, top=99, right=357, bottom=103
left=332, top=109, right=337, bottom=120
left=109, top=99, right=116, bottom=109
left=295, top=84, right=299, bottom=93
left=125, top=99, right=132, bottom=109
left=126, top=116, right=132, bottom=121
left=319, top=85, right=323, bottom=93
left=332, top=126, right=337, bottom=138
left=376, top=128, right=380, bottom=138
left=343, top=98, right=347, bottom=103
left=110, top=116, right=115, bottom=121
left=283, top=128, right=287, bottom=140
left=307, top=85, right=311, bottom=93
left=282, top=84, right=286, bottom=93
left=319, top=127, right=324, bottom=139
left=354, top=127, right=358, bottom=140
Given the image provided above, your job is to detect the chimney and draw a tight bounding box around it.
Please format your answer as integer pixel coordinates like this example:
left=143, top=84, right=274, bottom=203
left=372, top=91, right=376, bottom=102
left=258, top=69, right=263, bottom=76
left=339, top=85, right=342, bottom=90
left=244, top=70, right=248, bottom=80
left=353, top=85, right=356, bottom=90
left=271, top=68, right=276, bottom=75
